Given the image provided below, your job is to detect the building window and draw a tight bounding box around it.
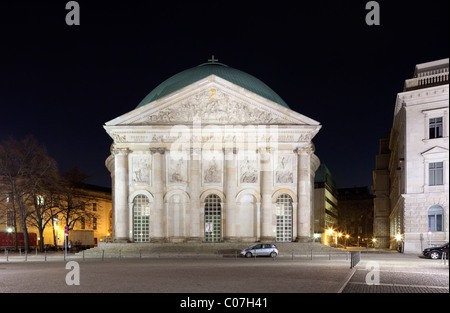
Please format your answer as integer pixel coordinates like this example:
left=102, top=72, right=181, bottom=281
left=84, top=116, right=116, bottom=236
left=429, top=117, right=443, bottom=139
left=93, top=203, right=97, bottom=211
left=428, top=205, right=444, bottom=232
left=92, top=217, right=97, bottom=230
left=429, top=162, right=443, bottom=186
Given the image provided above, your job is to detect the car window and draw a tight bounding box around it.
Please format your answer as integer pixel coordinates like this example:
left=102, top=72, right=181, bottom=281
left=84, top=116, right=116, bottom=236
left=253, top=244, right=262, bottom=249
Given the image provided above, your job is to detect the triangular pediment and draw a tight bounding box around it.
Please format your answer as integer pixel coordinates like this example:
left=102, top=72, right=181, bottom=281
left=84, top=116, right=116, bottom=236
left=421, top=146, right=449, bottom=156
left=105, top=76, right=320, bottom=127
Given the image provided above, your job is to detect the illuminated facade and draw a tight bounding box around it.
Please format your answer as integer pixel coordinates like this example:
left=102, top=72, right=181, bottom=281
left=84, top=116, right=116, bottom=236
left=373, top=58, right=449, bottom=252
left=104, top=61, right=322, bottom=243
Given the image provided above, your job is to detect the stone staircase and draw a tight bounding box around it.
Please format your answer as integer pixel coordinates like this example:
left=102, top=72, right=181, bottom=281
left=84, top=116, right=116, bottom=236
left=78, top=241, right=344, bottom=258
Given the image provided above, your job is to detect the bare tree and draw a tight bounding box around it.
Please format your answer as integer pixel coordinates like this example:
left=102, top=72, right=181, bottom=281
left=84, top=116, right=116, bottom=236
left=57, top=166, right=98, bottom=242
left=28, top=174, right=61, bottom=251
left=0, top=136, right=58, bottom=252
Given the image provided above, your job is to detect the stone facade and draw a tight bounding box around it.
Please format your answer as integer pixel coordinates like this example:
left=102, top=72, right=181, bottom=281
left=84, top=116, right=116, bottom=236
left=104, top=64, right=321, bottom=243
left=373, top=58, right=449, bottom=253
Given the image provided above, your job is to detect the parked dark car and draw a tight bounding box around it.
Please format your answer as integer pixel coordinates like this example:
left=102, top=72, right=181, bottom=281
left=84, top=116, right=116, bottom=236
left=423, top=242, right=449, bottom=259
left=240, top=243, right=278, bottom=258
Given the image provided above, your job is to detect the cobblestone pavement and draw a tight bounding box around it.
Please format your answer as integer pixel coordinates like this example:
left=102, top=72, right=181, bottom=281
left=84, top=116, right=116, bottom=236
left=341, top=253, right=449, bottom=293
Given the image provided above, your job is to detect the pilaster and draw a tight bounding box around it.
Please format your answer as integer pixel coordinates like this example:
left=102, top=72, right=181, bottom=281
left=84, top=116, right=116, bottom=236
left=150, top=148, right=165, bottom=242
left=259, top=147, right=275, bottom=242
left=296, top=145, right=314, bottom=242
left=113, top=148, right=130, bottom=243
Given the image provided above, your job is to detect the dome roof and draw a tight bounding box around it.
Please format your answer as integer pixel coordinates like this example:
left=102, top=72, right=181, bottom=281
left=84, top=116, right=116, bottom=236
left=136, top=62, right=289, bottom=109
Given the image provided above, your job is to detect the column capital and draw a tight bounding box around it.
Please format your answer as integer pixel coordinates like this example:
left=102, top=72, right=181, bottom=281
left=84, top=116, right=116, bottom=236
left=257, top=147, right=275, bottom=154
left=295, top=144, right=314, bottom=155
left=150, top=147, right=166, bottom=155
left=113, top=147, right=129, bottom=156
left=223, top=147, right=238, bottom=154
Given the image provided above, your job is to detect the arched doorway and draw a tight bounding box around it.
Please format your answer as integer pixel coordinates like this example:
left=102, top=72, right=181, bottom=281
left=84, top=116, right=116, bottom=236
left=204, top=194, right=222, bottom=242
left=132, top=194, right=151, bottom=242
left=276, top=194, right=293, bottom=242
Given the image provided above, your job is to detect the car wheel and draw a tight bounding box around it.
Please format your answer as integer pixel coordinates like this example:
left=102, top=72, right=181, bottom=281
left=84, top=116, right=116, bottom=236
left=430, top=251, right=440, bottom=259
left=270, top=252, right=277, bottom=258
left=245, top=252, right=253, bottom=258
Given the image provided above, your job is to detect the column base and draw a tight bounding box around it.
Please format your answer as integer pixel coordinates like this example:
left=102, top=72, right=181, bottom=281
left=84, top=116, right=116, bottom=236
left=150, top=237, right=165, bottom=243
left=113, top=238, right=130, bottom=243
left=295, top=236, right=312, bottom=243
left=186, top=237, right=203, bottom=243
left=259, top=236, right=276, bottom=243
left=224, top=236, right=239, bottom=243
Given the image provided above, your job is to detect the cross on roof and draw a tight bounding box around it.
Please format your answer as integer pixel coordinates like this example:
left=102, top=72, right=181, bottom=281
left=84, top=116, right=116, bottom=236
left=208, top=55, right=218, bottom=63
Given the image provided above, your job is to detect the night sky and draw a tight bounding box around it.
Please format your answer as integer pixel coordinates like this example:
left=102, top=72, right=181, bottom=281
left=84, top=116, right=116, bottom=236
left=0, top=1, right=448, bottom=190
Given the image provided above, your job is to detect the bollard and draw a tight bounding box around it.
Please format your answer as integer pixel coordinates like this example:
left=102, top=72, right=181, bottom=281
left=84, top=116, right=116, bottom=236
left=102, top=250, right=105, bottom=261
left=83, top=250, right=85, bottom=261
left=25, top=250, right=28, bottom=262
left=36, top=247, right=38, bottom=256
left=19, top=248, right=21, bottom=257
left=139, top=250, right=142, bottom=260
left=292, top=249, right=294, bottom=260
left=119, top=250, right=122, bottom=260
left=311, top=248, right=313, bottom=260
left=44, top=250, right=47, bottom=261
left=6, top=249, right=8, bottom=262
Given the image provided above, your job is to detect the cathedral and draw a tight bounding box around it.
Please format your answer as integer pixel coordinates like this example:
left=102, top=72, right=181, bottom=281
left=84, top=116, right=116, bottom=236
left=104, top=59, right=321, bottom=243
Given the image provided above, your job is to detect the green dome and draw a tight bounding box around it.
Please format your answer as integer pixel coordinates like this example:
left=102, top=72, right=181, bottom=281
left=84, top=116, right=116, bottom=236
left=136, top=63, right=289, bottom=109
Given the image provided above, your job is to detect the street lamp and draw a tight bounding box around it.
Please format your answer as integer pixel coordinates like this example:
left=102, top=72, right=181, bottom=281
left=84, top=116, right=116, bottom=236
left=326, top=228, right=334, bottom=246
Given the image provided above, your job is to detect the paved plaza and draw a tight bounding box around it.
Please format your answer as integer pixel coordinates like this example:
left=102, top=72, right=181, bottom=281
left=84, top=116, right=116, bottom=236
left=0, top=249, right=448, bottom=294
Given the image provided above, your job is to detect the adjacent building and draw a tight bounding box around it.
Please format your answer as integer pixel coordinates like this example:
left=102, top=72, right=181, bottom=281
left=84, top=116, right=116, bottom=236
left=338, top=186, right=374, bottom=246
left=373, top=58, right=449, bottom=253
left=313, top=164, right=338, bottom=245
left=0, top=184, right=112, bottom=248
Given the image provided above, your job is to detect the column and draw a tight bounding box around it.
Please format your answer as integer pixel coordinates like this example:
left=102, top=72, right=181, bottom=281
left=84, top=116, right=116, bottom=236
left=296, top=146, right=313, bottom=242
left=224, top=148, right=237, bottom=242
left=151, top=148, right=165, bottom=242
left=113, top=148, right=129, bottom=243
left=188, top=148, right=202, bottom=242
left=260, top=148, right=275, bottom=241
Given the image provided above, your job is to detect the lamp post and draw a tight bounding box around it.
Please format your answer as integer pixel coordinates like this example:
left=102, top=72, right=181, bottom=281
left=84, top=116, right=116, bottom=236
left=395, top=234, right=403, bottom=253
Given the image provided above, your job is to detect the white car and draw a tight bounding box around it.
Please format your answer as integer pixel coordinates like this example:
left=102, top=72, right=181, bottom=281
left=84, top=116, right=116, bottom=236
left=240, top=243, right=278, bottom=258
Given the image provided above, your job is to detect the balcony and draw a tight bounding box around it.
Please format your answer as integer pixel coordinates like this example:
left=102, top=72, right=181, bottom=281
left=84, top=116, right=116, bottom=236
left=404, top=71, right=449, bottom=91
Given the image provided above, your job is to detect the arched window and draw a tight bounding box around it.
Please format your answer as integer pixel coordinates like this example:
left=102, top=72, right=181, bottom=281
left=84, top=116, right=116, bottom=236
left=204, top=194, right=222, bottom=242
left=133, top=194, right=150, bottom=242
left=276, top=194, right=293, bottom=242
left=428, top=205, right=444, bottom=232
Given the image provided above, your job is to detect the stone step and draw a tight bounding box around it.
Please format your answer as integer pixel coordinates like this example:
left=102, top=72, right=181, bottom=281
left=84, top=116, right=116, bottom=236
left=78, top=242, right=343, bottom=257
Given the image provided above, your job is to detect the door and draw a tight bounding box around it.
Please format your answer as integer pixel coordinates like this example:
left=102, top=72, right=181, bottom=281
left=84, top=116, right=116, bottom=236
left=204, top=194, right=222, bottom=242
